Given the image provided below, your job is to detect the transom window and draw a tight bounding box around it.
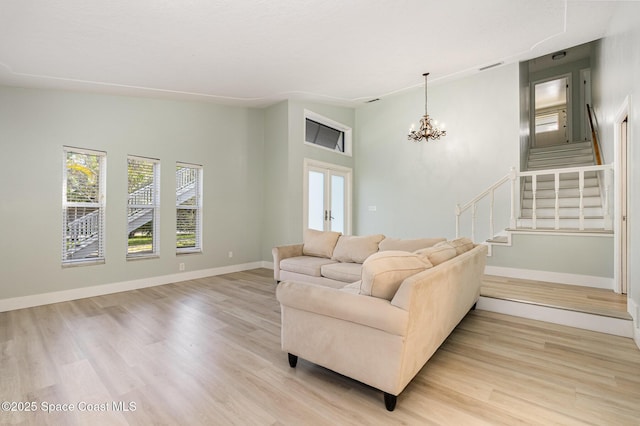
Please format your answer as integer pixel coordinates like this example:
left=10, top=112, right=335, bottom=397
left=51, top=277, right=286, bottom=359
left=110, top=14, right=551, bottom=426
left=304, top=110, right=352, bottom=156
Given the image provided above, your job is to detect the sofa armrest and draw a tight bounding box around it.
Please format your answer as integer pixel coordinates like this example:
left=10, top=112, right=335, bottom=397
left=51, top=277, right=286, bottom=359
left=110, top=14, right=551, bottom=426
left=272, top=244, right=304, bottom=281
left=276, top=281, right=408, bottom=336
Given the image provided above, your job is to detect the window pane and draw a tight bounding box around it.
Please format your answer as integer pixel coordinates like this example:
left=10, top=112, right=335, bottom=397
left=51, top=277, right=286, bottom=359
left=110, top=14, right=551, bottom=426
left=176, top=208, right=198, bottom=249
left=330, top=174, right=345, bottom=234
left=308, top=170, right=324, bottom=231
left=66, top=151, right=101, bottom=203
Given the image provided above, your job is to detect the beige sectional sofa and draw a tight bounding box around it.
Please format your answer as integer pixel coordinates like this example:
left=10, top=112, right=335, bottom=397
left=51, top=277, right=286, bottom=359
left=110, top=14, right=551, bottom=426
left=274, top=229, right=488, bottom=411
left=272, top=229, right=446, bottom=287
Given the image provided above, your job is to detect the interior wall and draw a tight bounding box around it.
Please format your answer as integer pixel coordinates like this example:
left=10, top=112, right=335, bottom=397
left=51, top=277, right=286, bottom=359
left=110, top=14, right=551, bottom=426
left=261, top=100, right=355, bottom=260
left=354, top=64, right=520, bottom=240
left=0, top=86, right=265, bottom=300
left=593, top=2, right=640, bottom=333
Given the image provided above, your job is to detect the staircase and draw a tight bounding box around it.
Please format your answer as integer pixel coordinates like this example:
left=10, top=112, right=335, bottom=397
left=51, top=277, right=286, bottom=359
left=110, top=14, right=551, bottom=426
left=518, top=141, right=607, bottom=230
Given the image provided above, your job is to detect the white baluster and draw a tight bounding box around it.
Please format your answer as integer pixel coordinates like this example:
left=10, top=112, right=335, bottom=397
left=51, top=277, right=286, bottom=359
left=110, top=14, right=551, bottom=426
left=532, top=175, right=537, bottom=230
left=471, top=203, right=477, bottom=242
left=490, top=189, right=495, bottom=240
left=579, top=170, right=585, bottom=230
left=455, top=204, right=461, bottom=238
left=554, top=172, right=560, bottom=229
left=604, top=166, right=613, bottom=230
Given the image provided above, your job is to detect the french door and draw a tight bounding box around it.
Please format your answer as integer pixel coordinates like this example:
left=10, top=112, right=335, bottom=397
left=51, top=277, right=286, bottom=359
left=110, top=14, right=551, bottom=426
left=303, top=159, right=352, bottom=234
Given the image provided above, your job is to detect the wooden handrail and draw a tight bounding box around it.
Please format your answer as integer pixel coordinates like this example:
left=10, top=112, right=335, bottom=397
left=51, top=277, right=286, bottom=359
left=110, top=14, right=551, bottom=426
left=586, top=104, right=603, bottom=165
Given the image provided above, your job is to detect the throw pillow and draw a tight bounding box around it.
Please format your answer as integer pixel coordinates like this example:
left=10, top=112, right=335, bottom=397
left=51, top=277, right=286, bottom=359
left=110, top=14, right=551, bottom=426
left=449, top=237, right=475, bottom=255
left=302, top=228, right=341, bottom=258
left=332, top=234, right=385, bottom=263
left=360, top=251, right=432, bottom=300
left=415, top=242, right=457, bottom=266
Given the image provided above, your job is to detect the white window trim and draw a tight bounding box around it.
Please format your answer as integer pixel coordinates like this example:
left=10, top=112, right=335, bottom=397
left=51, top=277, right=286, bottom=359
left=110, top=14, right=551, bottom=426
left=126, top=155, right=161, bottom=260
left=303, top=158, right=353, bottom=235
left=304, top=109, right=353, bottom=157
left=62, top=146, right=107, bottom=266
left=176, top=162, right=203, bottom=254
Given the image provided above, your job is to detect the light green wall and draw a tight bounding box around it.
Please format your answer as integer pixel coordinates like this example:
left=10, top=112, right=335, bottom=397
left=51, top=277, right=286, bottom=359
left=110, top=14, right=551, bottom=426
left=488, top=234, right=614, bottom=277
left=593, top=2, right=640, bottom=317
left=0, top=86, right=264, bottom=299
left=354, top=64, right=520, bottom=240
left=261, top=99, right=355, bottom=260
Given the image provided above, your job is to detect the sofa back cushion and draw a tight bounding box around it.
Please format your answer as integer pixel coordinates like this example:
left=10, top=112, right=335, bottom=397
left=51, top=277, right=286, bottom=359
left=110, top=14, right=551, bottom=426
left=378, top=237, right=446, bottom=253
left=302, top=229, right=341, bottom=258
left=332, top=234, right=385, bottom=263
left=415, top=242, right=457, bottom=266
left=360, top=251, right=433, bottom=300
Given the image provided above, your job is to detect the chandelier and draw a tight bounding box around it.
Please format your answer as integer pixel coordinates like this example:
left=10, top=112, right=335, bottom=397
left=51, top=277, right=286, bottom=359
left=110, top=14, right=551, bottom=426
left=407, top=73, right=446, bottom=142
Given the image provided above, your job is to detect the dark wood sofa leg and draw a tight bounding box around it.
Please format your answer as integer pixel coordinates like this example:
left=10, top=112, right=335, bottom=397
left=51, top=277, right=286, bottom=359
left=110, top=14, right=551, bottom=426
left=471, top=302, right=477, bottom=310
left=288, top=353, right=298, bottom=368
left=384, top=393, right=397, bottom=411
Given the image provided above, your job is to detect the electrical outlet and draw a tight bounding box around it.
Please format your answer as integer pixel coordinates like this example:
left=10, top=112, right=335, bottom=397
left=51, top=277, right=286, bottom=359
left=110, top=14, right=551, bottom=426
left=179, top=263, right=185, bottom=271
left=228, top=251, right=233, bottom=258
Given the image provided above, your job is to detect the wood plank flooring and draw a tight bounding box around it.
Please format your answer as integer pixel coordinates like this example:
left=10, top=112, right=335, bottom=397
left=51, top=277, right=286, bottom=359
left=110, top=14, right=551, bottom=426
left=481, top=275, right=631, bottom=319
left=1, top=268, right=639, bottom=425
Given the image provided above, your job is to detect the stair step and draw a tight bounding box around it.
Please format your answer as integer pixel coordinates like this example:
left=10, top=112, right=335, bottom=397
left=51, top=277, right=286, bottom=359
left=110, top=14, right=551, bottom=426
left=523, top=187, right=601, bottom=198
left=479, top=276, right=632, bottom=337
left=528, top=147, right=595, bottom=159
left=520, top=206, right=604, bottom=217
left=516, top=218, right=606, bottom=229
left=527, top=155, right=595, bottom=168
left=528, top=141, right=592, bottom=153
left=524, top=177, right=599, bottom=190
left=522, top=197, right=602, bottom=209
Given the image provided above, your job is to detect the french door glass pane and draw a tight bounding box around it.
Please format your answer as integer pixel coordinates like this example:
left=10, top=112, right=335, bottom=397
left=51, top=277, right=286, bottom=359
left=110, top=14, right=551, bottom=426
left=308, top=170, right=324, bottom=231
left=330, top=174, right=345, bottom=233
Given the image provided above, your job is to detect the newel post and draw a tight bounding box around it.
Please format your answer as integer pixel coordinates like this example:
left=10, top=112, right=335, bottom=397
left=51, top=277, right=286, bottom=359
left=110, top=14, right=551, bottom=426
left=455, top=204, right=461, bottom=238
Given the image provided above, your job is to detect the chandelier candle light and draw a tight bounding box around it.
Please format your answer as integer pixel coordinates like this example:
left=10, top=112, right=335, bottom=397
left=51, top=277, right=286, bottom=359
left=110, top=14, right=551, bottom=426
left=407, top=72, right=446, bottom=142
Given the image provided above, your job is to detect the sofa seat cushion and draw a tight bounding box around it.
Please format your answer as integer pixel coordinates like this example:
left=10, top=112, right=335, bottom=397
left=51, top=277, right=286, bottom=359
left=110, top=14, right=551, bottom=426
left=332, top=234, right=385, bottom=263
left=280, top=256, right=338, bottom=277
left=360, top=251, right=433, bottom=300
left=321, top=262, right=363, bottom=283
left=378, top=237, right=446, bottom=252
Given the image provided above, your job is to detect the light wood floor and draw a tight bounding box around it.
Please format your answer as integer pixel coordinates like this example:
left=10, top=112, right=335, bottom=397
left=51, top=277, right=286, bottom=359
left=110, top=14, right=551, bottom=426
left=481, top=275, right=631, bottom=319
left=1, top=268, right=639, bottom=425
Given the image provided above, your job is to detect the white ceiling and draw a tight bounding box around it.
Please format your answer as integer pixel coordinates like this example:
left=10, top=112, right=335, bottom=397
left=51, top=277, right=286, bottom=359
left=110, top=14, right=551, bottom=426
left=0, top=0, right=623, bottom=107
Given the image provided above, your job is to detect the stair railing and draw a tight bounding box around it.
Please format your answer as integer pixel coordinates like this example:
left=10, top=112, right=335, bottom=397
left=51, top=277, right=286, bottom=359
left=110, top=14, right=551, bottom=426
left=456, top=164, right=613, bottom=241
left=455, top=167, right=517, bottom=242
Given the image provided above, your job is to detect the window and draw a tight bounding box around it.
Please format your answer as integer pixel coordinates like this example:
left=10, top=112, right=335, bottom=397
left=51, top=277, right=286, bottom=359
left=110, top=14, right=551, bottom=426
left=127, top=156, right=160, bottom=258
left=62, top=147, right=106, bottom=265
left=535, top=112, right=559, bottom=133
left=304, top=110, right=352, bottom=156
left=176, top=163, right=202, bottom=253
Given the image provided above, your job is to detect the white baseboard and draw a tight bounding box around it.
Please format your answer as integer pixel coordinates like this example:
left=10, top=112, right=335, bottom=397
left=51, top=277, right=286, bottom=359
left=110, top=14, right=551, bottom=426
left=484, top=265, right=613, bottom=290
left=0, top=261, right=269, bottom=313
left=477, top=296, right=633, bottom=338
